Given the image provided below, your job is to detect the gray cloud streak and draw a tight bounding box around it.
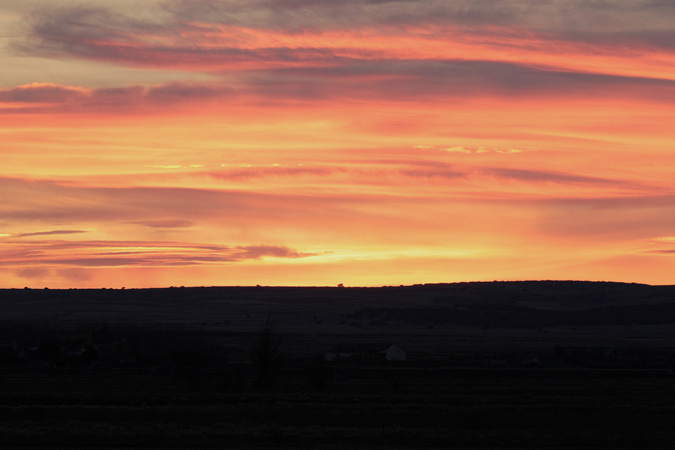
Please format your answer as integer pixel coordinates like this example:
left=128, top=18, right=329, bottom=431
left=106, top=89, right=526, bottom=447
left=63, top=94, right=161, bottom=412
left=249, top=60, right=675, bottom=101
left=166, top=0, right=675, bottom=34
left=3, top=60, right=675, bottom=114
left=15, top=229, right=88, bottom=237
left=13, top=1, right=675, bottom=79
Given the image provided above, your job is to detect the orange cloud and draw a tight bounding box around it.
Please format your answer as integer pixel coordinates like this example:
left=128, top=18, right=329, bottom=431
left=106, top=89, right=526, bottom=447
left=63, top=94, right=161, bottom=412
left=2, top=1, right=675, bottom=287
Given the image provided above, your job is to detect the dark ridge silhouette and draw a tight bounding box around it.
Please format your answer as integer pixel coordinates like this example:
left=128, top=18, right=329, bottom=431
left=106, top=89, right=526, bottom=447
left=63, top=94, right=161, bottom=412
left=3, top=280, right=675, bottom=326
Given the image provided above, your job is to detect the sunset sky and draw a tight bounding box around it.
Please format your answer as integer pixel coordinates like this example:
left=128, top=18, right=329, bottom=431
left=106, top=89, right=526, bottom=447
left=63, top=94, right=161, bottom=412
left=2, top=0, right=675, bottom=288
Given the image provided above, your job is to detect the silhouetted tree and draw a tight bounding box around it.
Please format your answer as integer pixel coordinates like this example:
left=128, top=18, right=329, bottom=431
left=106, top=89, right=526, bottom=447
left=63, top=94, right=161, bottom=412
left=250, top=313, right=281, bottom=389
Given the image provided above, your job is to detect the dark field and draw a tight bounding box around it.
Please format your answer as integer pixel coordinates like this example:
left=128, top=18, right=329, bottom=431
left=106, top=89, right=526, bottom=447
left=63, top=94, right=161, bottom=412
left=3, top=281, right=675, bottom=448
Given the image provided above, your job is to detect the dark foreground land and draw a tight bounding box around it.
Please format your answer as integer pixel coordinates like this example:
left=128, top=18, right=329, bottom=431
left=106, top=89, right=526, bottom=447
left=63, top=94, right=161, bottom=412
left=3, top=281, right=675, bottom=448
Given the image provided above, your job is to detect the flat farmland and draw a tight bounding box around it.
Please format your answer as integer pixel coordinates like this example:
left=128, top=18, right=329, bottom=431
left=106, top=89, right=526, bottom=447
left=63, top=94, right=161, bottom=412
left=3, top=282, right=675, bottom=447
left=2, top=367, right=675, bottom=448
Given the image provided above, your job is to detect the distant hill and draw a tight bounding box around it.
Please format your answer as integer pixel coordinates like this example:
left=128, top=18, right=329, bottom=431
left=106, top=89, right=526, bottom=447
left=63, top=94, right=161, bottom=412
left=2, top=281, right=675, bottom=329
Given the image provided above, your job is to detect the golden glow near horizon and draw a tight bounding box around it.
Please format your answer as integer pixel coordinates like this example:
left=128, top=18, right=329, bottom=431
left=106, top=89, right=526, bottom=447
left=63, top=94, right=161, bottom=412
left=2, top=0, right=675, bottom=288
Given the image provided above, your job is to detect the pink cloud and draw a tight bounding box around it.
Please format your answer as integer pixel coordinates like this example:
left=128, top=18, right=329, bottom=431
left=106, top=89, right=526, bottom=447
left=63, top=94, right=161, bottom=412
left=0, top=83, right=87, bottom=103
left=14, top=267, right=52, bottom=279
left=0, top=238, right=317, bottom=269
